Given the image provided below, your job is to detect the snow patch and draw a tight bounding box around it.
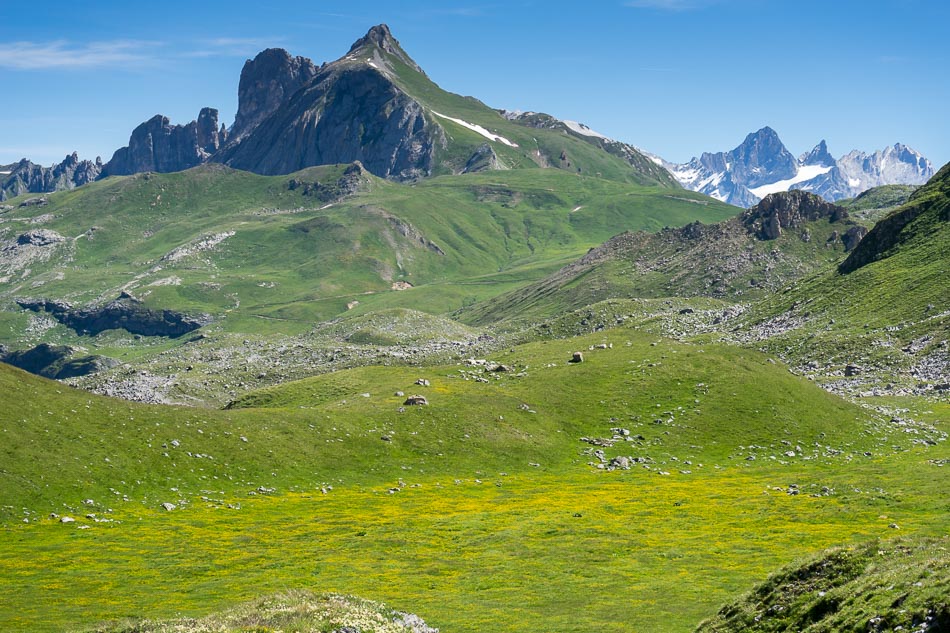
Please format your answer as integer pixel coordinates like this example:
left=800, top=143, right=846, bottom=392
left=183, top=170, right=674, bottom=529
left=648, top=156, right=664, bottom=166
left=848, top=178, right=861, bottom=187
left=562, top=120, right=611, bottom=140
left=748, top=164, right=833, bottom=199
left=0, top=170, right=10, bottom=175
left=431, top=111, right=518, bottom=147
left=367, top=61, right=378, bottom=69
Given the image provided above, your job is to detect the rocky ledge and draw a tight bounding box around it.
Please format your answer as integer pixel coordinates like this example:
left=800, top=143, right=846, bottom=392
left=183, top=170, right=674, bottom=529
left=16, top=294, right=211, bottom=338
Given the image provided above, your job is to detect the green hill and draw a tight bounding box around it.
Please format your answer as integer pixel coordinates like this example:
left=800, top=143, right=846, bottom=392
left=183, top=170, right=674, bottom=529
left=0, top=163, right=733, bottom=349
left=459, top=190, right=862, bottom=325
left=697, top=537, right=950, bottom=632
left=739, top=163, right=949, bottom=383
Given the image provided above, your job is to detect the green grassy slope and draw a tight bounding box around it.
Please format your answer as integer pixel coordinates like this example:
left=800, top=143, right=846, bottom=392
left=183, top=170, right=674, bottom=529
left=458, top=194, right=858, bottom=325
left=740, top=163, right=949, bottom=376
left=0, top=164, right=734, bottom=345
left=1, top=326, right=947, bottom=632
left=838, top=184, right=919, bottom=225
left=697, top=537, right=950, bottom=632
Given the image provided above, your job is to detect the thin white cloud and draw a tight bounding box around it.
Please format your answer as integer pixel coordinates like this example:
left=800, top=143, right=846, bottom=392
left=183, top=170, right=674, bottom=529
left=0, top=40, right=159, bottom=70
left=183, top=37, right=284, bottom=58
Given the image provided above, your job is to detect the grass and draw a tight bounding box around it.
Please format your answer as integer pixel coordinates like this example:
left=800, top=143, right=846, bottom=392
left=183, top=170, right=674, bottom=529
left=0, top=164, right=734, bottom=349
left=0, top=325, right=946, bottom=632
left=697, top=536, right=950, bottom=632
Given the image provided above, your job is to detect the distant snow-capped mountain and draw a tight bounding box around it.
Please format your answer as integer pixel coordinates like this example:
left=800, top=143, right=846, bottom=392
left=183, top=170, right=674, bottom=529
left=652, top=127, right=934, bottom=207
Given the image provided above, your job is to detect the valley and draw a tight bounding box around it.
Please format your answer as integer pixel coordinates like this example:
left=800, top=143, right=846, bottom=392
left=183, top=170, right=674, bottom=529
left=0, top=19, right=947, bottom=633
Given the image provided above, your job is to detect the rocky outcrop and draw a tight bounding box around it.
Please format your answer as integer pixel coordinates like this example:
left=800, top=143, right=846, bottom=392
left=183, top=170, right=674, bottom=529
left=286, top=161, right=369, bottom=202
left=229, top=48, right=319, bottom=141
left=1, top=153, right=102, bottom=201
left=462, top=143, right=503, bottom=173
left=101, top=108, right=228, bottom=177
left=16, top=295, right=211, bottom=337
left=741, top=190, right=848, bottom=240
left=0, top=343, right=119, bottom=379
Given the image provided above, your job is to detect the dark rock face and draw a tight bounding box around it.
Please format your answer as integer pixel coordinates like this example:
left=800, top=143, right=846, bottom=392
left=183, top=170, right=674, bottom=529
left=218, top=66, right=438, bottom=180
left=16, top=229, right=65, bottom=246
left=101, top=108, right=228, bottom=177
left=841, top=225, right=868, bottom=251
left=462, top=143, right=502, bottom=173
left=1, top=152, right=102, bottom=201
left=229, top=48, right=319, bottom=141
left=741, top=190, right=848, bottom=240
left=16, top=296, right=211, bottom=338
left=286, top=161, right=368, bottom=202
left=0, top=343, right=119, bottom=379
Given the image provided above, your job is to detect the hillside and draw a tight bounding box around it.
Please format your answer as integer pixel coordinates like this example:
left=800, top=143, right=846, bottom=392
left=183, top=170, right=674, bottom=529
left=459, top=190, right=863, bottom=325
left=0, top=163, right=733, bottom=359
left=737, top=163, right=949, bottom=387
left=697, top=537, right=950, bottom=632
left=1, top=326, right=946, bottom=632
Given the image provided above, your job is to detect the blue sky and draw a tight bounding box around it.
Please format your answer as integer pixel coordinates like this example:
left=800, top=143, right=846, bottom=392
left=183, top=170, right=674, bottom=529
left=2, top=0, right=947, bottom=168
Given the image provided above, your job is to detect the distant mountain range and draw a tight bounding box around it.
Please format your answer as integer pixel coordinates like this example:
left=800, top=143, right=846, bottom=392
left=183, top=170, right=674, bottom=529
left=652, top=127, right=934, bottom=207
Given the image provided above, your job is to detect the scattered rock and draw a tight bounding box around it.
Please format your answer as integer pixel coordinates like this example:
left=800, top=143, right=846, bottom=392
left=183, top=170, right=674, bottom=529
left=161, top=503, right=176, bottom=511
left=569, top=351, right=584, bottom=363
left=414, top=378, right=430, bottom=387
left=403, top=395, right=428, bottom=406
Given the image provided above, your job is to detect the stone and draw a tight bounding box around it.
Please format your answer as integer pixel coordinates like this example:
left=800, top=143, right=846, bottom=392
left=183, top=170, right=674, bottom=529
left=404, top=395, right=428, bottom=406
left=569, top=351, right=584, bottom=363
left=161, top=503, right=176, bottom=511
left=415, top=378, right=430, bottom=387
left=60, top=516, right=75, bottom=523
left=844, top=364, right=862, bottom=377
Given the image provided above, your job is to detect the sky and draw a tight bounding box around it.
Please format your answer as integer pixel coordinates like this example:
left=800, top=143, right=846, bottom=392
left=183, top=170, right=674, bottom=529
left=2, top=0, right=948, bottom=169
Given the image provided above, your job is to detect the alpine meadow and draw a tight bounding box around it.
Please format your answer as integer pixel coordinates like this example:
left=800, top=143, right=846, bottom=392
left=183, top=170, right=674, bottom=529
left=0, top=12, right=947, bottom=633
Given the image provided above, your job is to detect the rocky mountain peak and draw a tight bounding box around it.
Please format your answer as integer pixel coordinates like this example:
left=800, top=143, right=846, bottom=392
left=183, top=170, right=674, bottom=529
left=347, top=24, right=424, bottom=74
left=800, top=140, right=835, bottom=167
left=229, top=48, right=319, bottom=141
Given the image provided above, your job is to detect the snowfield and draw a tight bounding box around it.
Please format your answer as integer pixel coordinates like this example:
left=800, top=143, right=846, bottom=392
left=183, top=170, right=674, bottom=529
left=562, top=120, right=611, bottom=140
left=431, top=111, right=519, bottom=147
left=748, top=164, right=834, bottom=199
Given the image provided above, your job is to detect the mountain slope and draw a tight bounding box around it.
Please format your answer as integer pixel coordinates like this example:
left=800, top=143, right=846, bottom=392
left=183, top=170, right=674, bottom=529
left=661, top=129, right=934, bottom=206
left=459, top=191, right=863, bottom=324
left=697, top=537, right=950, bottom=633
left=739, top=162, right=949, bottom=381
left=0, top=162, right=735, bottom=348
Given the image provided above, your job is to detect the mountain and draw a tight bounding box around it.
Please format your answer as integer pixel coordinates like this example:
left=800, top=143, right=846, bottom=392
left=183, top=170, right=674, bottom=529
left=0, top=153, right=102, bottom=201
left=659, top=127, right=934, bottom=206
left=458, top=190, right=864, bottom=324
left=92, top=24, right=673, bottom=187
left=740, top=161, right=949, bottom=381
left=100, top=107, right=228, bottom=177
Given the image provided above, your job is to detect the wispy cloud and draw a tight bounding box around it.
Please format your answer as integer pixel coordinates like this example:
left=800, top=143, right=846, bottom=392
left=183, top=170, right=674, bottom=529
left=0, top=40, right=160, bottom=70
left=624, top=0, right=715, bottom=10
left=183, top=37, right=285, bottom=58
